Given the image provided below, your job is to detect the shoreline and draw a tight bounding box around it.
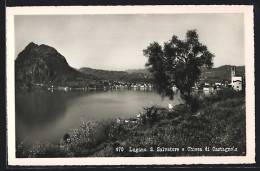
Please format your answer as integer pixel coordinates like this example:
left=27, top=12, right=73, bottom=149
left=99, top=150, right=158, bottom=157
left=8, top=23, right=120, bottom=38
left=16, top=88, right=246, bottom=157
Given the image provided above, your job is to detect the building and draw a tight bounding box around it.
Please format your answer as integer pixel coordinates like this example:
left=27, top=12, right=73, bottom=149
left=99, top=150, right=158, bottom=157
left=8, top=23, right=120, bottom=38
left=231, top=66, right=243, bottom=91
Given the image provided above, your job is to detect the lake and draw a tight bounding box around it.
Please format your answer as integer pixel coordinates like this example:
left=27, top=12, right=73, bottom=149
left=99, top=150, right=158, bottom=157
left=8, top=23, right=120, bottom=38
left=15, top=89, right=183, bottom=144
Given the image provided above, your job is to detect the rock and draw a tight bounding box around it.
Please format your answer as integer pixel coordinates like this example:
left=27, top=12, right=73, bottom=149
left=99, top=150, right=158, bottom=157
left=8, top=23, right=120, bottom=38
left=15, top=42, right=94, bottom=87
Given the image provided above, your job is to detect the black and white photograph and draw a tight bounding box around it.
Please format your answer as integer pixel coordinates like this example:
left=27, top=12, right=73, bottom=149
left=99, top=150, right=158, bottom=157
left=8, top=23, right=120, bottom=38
left=6, top=6, right=255, bottom=165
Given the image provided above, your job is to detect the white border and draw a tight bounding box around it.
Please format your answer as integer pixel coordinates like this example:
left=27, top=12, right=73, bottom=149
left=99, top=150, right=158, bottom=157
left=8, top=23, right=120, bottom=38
left=6, top=5, right=255, bottom=166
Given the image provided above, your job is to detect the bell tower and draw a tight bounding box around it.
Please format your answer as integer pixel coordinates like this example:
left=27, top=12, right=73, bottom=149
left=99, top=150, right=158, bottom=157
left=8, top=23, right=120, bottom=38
left=231, top=66, right=236, bottom=80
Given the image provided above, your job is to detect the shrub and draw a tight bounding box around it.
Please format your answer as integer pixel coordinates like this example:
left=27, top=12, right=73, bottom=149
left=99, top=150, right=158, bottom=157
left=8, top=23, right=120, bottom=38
left=141, top=106, right=166, bottom=124
left=216, top=88, right=244, bottom=99
left=199, top=88, right=245, bottom=108
left=16, top=141, right=69, bottom=158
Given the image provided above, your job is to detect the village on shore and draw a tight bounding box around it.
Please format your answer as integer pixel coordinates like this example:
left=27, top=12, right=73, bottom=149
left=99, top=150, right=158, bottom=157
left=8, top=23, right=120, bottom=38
left=24, top=66, right=244, bottom=93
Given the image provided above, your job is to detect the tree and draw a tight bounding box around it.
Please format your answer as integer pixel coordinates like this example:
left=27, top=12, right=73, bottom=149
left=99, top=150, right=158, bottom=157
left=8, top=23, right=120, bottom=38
left=143, top=30, right=214, bottom=111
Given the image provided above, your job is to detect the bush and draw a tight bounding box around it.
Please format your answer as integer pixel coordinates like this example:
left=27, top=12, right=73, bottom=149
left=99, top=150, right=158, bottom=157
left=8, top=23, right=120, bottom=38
left=216, top=88, right=244, bottom=100
left=167, top=104, right=190, bottom=119
left=16, top=141, right=69, bottom=158
left=141, top=106, right=167, bottom=124
left=199, top=88, right=245, bottom=108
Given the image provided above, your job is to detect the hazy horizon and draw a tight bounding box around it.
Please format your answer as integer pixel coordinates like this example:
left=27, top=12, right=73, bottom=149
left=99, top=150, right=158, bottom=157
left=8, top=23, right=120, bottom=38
left=15, top=14, right=245, bottom=71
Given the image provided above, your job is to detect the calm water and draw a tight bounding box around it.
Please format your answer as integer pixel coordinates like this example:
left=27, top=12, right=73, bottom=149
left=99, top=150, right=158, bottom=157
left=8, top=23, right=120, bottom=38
left=15, top=89, right=182, bottom=144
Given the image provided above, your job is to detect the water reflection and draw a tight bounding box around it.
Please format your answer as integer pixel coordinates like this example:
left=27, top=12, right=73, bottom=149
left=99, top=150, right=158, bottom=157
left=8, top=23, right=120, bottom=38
left=16, top=89, right=92, bottom=126
left=15, top=89, right=99, bottom=143
left=15, top=89, right=182, bottom=144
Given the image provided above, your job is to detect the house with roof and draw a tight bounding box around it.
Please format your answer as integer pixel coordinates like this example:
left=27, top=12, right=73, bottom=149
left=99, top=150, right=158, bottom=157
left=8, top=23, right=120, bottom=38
left=231, top=66, right=244, bottom=91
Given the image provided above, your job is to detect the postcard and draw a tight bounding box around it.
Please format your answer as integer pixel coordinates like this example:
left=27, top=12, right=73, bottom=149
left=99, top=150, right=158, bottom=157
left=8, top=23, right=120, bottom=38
left=6, top=5, right=255, bottom=166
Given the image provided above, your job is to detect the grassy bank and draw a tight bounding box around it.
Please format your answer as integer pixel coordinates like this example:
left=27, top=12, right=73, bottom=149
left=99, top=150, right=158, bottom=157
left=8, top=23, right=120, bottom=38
left=16, top=89, right=246, bottom=157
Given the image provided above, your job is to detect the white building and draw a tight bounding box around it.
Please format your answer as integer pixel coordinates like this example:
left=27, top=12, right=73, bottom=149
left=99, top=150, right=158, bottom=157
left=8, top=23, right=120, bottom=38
left=231, top=66, right=243, bottom=91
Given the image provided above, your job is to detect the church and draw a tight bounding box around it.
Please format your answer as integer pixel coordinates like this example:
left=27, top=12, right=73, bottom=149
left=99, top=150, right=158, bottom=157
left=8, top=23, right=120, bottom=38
left=231, top=66, right=244, bottom=91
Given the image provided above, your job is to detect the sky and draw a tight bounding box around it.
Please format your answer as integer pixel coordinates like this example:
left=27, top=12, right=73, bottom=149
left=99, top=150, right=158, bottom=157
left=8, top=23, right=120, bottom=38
left=15, top=14, right=244, bottom=71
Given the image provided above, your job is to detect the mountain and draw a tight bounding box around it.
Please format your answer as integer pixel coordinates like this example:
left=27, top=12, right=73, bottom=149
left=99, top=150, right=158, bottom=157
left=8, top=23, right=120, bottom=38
left=79, top=67, right=129, bottom=81
left=15, top=42, right=97, bottom=87
left=200, top=65, right=245, bottom=83
left=125, top=65, right=245, bottom=84
left=79, top=67, right=152, bottom=84
left=125, top=68, right=149, bottom=74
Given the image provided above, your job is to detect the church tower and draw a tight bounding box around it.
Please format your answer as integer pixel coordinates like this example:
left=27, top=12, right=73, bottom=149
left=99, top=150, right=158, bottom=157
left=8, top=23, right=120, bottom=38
left=231, top=66, right=243, bottom=91
left=231, top=66, right=236, bottom=79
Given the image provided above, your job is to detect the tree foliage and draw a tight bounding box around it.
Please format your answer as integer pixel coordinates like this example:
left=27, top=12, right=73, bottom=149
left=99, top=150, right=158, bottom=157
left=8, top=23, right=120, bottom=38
left=143, top=30, right=214, bottom=109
